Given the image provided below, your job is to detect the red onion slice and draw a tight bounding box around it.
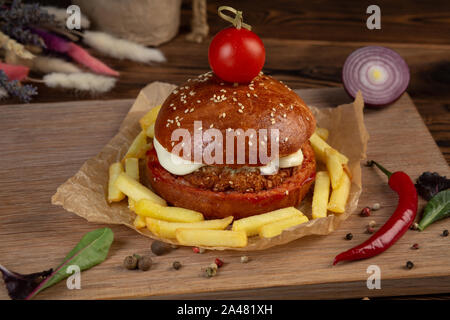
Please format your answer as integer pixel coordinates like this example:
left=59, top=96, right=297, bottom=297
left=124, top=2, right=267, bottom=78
left=342, top=46, right=410, bottom=107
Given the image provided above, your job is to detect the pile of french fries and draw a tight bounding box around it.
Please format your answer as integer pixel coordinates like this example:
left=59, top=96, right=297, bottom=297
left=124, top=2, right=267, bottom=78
left=310, top=129, right=352, bottom=219
left=107, top=105, right=351, bottom=248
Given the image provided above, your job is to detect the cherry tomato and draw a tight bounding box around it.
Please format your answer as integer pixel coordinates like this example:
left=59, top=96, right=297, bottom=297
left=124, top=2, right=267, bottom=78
left=208, top=27, right=265, bottom=83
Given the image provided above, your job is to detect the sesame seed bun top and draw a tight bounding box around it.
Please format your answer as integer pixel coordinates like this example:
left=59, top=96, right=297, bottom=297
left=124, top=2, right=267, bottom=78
left=154, top=72, right=316, bottom=167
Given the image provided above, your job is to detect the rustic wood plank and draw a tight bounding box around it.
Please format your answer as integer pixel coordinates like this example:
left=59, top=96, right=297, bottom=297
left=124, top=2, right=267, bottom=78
left=0, top=88, right=448, bottom=300
left=3, top=36, right=447, bottom=162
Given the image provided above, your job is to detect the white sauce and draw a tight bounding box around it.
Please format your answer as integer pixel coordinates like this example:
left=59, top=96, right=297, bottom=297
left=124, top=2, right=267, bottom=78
left=153, top=137, right=303, bottom=176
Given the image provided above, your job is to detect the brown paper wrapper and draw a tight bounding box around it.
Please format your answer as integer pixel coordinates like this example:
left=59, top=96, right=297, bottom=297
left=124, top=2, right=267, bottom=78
left=52, top=82, right=368, bottom=251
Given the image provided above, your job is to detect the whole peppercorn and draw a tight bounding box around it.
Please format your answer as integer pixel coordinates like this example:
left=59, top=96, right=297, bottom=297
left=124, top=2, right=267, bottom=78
left=410, top=222, right=419, bottom=231
left=209, top=263, right=218, bottom=271
left=345, top=233, right=353, bottom=240
left=411, top=243, right=419, bottom=250
left=138, top=256, right=153, bottom=271
left=151, top=241, right=172, bottom=256
left=172, top=261, right=182, bottom=270
left=442, top=229, right=449, bottom=237
left=240, top=256, right=249, bottom=263
left=123, top=255, right=138, bottom=270
left=406, top=261, right=414, bottom=270
left=372, top=203, right=381, bottom=211
left=360, top=207, right=371, bottom=217
left=204, top=266, right=217, bottom=278
left=366, top=226, right=375, bottom=234
left=215, top=258, right=224, bottom=268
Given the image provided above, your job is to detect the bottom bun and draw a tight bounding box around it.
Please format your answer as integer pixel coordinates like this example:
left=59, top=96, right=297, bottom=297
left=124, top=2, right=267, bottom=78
left=145, top=142, right=316, bottom=220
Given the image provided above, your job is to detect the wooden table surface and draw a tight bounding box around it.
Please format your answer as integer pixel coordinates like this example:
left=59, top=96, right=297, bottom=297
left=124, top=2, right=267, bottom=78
left=1, top=0, right=449, bottom=300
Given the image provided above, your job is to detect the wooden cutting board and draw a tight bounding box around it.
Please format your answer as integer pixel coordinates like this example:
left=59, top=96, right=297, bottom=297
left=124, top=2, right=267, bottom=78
left=0, top=88, right=448, bottom=300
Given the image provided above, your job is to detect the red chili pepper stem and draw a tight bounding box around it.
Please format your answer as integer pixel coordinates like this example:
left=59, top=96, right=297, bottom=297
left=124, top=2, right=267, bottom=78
left=369, top=160, right=392, bottom=179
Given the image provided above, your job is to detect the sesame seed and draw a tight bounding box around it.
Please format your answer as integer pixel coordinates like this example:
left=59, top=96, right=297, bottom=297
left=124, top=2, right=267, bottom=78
left=210, top=124, right=214, bottom=128
left=170, top=103, right=174, bottom=106
left=220, top=89, right=227, bottom=93
left=283, top=114, right=287, bottom=118
left=249, top=86, right=254, bottom=90
left=238, top=109, right=243, bottom=113
left=172, top=107, right=176, bottom=110
left=184, top=109, right=189, bottom=113
left=190, top=108, right=194, bottom=112
left=197, top=100, right=201, bottom=103
left=279, top=103, right=284, bottom=107
left=285, top=190, right=289, bottom=195
left=290, top=105, right=294, bottom=110
left=246, top=93, right=251, bottom=97
left=272, top=107, right=276, bottom=112
left=171, top=142, right=175, bottom=146
left=253, top=94, right=258, bottom=97
left=232, top=97, right=237, bottom=102
left=284, top=137, right=289, bottom=142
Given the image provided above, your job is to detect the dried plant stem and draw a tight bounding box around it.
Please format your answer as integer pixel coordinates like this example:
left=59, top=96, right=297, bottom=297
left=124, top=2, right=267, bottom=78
left=0, top=31, right=35, bottom=60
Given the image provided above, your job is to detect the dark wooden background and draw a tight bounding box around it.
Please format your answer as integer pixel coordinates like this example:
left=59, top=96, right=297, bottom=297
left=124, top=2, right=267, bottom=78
left=2, top=0, right=449, bottom=163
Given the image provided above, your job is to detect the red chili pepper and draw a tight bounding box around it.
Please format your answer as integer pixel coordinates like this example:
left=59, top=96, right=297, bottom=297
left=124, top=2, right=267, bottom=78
left=333, top=161, right=418, bottom=265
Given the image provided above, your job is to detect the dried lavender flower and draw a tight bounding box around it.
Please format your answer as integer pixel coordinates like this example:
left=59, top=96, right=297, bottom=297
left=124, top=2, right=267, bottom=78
left=0, top=70, right=37, bottom=103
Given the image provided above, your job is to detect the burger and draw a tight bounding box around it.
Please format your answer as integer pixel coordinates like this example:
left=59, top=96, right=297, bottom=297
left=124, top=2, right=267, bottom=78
left=145, top=72, right=316, bottom=220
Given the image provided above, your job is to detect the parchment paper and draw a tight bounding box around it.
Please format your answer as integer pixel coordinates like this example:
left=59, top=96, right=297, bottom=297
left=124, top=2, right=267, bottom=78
left=52, top=82, right=368, bottom=251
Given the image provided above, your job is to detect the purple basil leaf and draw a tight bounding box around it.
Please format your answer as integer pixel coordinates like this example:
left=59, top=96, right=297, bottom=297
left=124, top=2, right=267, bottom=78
left=0, top=264, right=52, bottom=300
left=415, top=172, right=450, bottom=201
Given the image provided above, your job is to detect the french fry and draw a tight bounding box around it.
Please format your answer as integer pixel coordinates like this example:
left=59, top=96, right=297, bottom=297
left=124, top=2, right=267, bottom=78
left=145, top=123, right=155, bottom=138
left=343, top=163, right=353, bottom=180
left=327, top=172, right=351, bottom=213
left=309, top=132, right=348, bottom=164
left=259, top=215, right=309, bottom=238
left=133, top=215, right=146, bottom=229
left=176, top=229, right=247, bottom=248
left=139, top=105, right=162, bottom=132
left=315, top=127, right=329, bottom=141
left=125, top=158, right=139, bottom=209
left=114, top=172, right=167, bottom=206
left=312, top=171, right=331, bottom=219
left=325, top=148, right=344, bottom=189
left=146, top=216, right=233, bottom=239
left=108, top=162, right=126, bottom=203
left=122, top=130, right=148, bottom=162
left=135, top=199, right=204, bottom=222
left=232, top=207, right=304, bottom=236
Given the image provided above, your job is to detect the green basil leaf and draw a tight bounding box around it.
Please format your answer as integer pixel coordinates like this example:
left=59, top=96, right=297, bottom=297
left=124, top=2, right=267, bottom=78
left=418, top=189, right=450, bottom=231
left=26, top=228, right=114, bottom=299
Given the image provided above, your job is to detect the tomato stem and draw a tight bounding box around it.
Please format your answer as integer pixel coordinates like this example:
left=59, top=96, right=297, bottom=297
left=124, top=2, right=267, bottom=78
left=218, top=6, right=252, bottom=30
